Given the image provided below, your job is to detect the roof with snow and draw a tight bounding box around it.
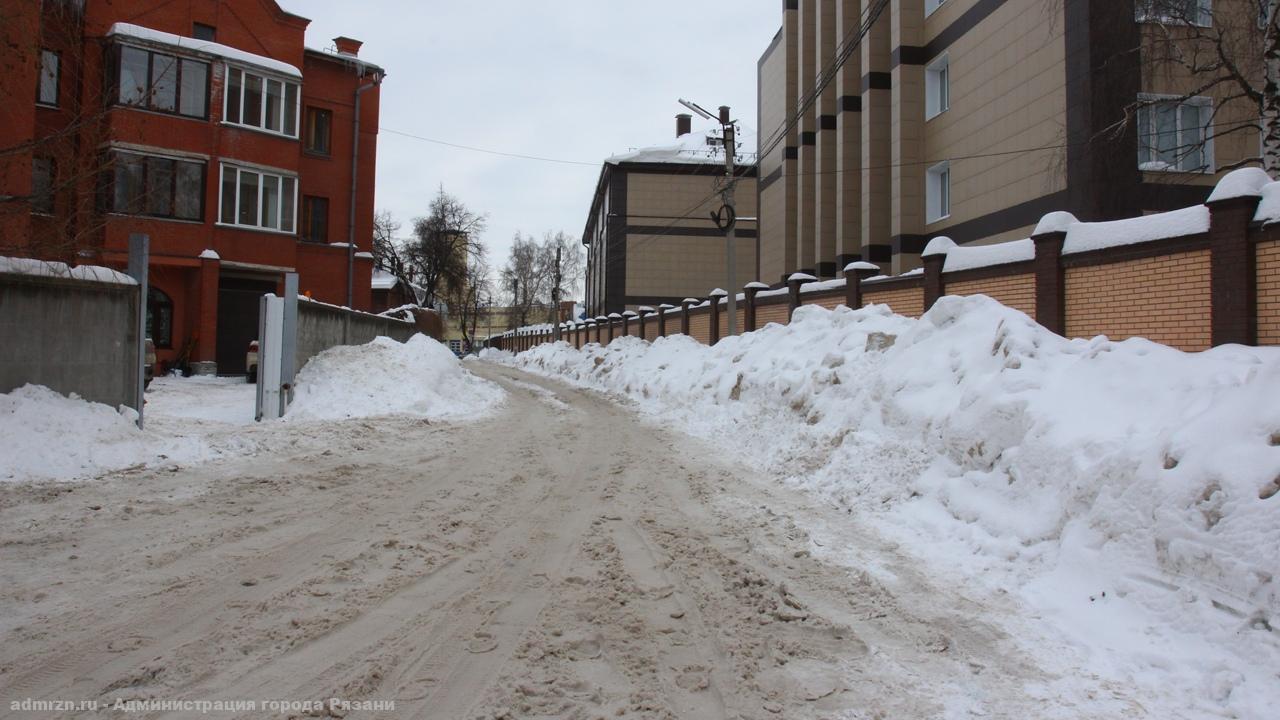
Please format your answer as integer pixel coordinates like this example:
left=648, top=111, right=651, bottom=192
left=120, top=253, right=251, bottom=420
left=606, top=126, right=758, bottom=167
left=107, top=23, right=301, bottom=77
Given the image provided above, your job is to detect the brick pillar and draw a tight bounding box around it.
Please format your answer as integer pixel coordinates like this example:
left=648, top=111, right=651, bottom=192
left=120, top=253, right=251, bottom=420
left=1031, top=230, right=1067, bottom=335
left=744, top=282, right=766, bottom=332
left=843, top=261, right=879, bottom=310
left=194, top=254, right=220, bottom=371
left=637, top=307, right=651, bottom=340
left=658, top=304, right=673, bottom=337
left=922, top=254, right=945, bottom=311
left=787, top=273, right=815, bottom=320
left=595, top=317, right=605, bottom=344
left=681, top=299, right=695, bottom=335
left=607, top=314, right=618, bottom=343
left=621, top=312, right=631, bottom=337
left=709, top=289, right=726, bottom=344
left=1207, top=195, right=1261, bottom=346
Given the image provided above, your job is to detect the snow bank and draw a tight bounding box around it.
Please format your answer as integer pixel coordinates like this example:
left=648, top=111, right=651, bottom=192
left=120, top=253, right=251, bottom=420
left=286, top=335, right=504, bottom=422
left=0, top=385, right=208, bottom=483
left=503, top=297, right=1280, bottom=716
left=0, top=256, right=135, bottom=285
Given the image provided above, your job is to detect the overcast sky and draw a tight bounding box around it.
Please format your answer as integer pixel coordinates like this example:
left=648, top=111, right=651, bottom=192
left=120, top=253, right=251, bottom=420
left=298, top=1, right=779, bottom=293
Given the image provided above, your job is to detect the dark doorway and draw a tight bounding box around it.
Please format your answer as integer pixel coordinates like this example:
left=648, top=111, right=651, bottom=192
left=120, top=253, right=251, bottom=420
left=216, top=274, right=277, bottom=374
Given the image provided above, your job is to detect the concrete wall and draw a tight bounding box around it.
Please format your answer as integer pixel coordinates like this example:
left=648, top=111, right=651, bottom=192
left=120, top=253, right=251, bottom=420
left=296, top=300, right=418, bottom=370
left=0, top=272, right=140, bottom=408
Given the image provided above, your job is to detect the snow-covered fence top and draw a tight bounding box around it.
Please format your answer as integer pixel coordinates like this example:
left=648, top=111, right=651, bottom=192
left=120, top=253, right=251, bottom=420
left=494, top=169, right=1280, bottom=353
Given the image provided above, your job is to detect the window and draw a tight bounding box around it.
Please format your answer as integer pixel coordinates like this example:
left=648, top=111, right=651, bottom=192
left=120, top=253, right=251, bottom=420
left=114, top=44, right=209, bottom=118
left=1135, top=0, right=1211, bottom=26
left=223, top=65, right=299, bottom=137
left=146, top=287, right=173, bottom=348
left=109, top=151, right=205, bottom=220
left=925, top=54, right=949, bottom=119
left=192, top=23, right=216, bottom=41
left=219, top=164, right=296, bottom=232
left=925, top=0, right=946, bottom=16
left=926, top=161, right=950, bottom=223
left=304, top=107, right=332, bottom=154
left=302, top=196, right=329, bottom=243
left=31, top=158, right=54, bottom=214
left=38, top=50, right=59, bottom=106
left=1137, top=95, right=1213, bottom=172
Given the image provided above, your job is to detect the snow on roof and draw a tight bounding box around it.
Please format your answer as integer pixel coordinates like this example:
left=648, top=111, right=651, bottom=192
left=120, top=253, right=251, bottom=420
left=942, top=238, right=1035, bottom=273
left=303, top=46, right=385, bottom=75
left=107, top=23, right=302, bottom=78
left=0, top=256, right=136, bottom=285
left=370, top=269, right=398, bottom=290
left=1205, top=167, right=1271, bottom=203
left=1063, top=205, right=1209, bottom=255
left=607, top=125, right=758, bottom=166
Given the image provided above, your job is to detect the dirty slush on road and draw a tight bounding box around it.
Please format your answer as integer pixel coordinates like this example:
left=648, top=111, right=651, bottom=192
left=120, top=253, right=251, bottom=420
left=0, top=363, right=1051, bottom=719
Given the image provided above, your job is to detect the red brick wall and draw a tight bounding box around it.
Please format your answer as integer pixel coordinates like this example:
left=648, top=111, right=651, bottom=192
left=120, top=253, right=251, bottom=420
left=947, top=273, right=1036, bottom=317
left=863, top=285, right=924, bottom=318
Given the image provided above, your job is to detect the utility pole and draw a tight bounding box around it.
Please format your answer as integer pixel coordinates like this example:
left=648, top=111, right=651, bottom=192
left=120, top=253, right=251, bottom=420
left=719, top=105, right=738, bottom=337
left=680, top=98, right=738, bottom=337
left=552, top=245, right=562, bottom=341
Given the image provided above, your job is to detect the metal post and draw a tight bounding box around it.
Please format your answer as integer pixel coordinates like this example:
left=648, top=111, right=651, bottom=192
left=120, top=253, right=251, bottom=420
left=720, top=106, right=738, bottom=338
left=126, top=233, right=149, bottom=429
left=280, top=272, right=298, bottom=417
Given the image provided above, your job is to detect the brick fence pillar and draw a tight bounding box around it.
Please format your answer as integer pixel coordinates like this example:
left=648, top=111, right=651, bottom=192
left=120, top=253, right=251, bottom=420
left=787, top=273, right=815, bottom=321
left=637, top=307, right=652, bottom=340
left=1207, top=195, right=1261, bottom=346
left=1031, top=229, right=1067, bottom=335
left=658, top=304, right=672, bottom=337
left=843, top=261, right=879, bottom=310
left=921, top=237, right=953, bottom=311
left=621, top=312, right=631, bottom=337
left=595, top=317, right=606, bottom=344
left=607, top=313, right=619, bottom=343
left=708, top=289, right=727, bottom=344
left=744, top=282, right=767, bottom=332
left=681, top=299, right=696, bottom=335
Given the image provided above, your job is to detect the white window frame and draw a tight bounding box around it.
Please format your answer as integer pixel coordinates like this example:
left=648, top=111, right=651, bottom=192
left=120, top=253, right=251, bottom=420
left=221, top=63, right=300, bottom=139
left=1136, top=93, right=1214, bottom=174
left=925, top=0, right=947, bottom=17
left=926, top=161, right=950, bottom=224
left=217, top=162, right=298, bottom=234
left=925, top=53, right=949, bottom=120
left=1135, top=0, right=1211, bottom=27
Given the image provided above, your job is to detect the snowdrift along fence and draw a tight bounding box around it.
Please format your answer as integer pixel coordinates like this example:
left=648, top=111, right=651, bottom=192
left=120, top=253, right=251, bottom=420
left=295, top=298, right=418, bottom=372
left=492, top=168, right=1280, bottom=353
left=0, top=262, right=141, bottom=409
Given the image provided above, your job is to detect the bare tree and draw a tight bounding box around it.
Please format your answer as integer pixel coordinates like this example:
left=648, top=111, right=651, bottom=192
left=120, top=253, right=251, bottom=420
left=408, top=186, right=487, bottom=307
left=447, top=252, right=491, bottom=352
left=1116, top=1, right=1279, bottom=172
left=500, top=230, right=583, bottom=327
left=371, top=209, right=417, bottom=295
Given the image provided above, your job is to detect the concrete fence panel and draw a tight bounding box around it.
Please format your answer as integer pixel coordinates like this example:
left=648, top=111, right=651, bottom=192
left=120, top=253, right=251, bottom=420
left=0, top=271, right=139, bottom=408
left=295, top=300, right=418, bottom=370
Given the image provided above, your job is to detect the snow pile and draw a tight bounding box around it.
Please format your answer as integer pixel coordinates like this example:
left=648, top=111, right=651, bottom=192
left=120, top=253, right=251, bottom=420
left=504, top=296, right=1280, bottom=716
left=287, top=335, right=504, bottom=422
left=476, top=347, right=513, bottom=362
left=0, top=385, right=209, bottom=483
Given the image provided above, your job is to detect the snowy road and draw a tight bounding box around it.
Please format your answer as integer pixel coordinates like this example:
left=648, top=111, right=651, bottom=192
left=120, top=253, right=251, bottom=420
left=1, top=363, right=1122, bottom=719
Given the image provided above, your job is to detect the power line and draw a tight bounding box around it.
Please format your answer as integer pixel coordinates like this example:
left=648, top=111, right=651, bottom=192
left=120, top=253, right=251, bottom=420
left=381, top=127, right=598, bottom=166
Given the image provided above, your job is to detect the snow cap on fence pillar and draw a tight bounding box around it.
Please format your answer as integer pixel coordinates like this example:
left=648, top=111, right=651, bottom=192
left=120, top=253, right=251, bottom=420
left=1206, top=167, right=1272, bottom=203
left=786, top=273, right=813, bottom=318
left=843, top=261, right=879, bottom=274
left=708, top=288, right=728, bottom=299
left=743, top=282, right=768, bottom=332
left=1033, top=211, right=1077, bottom=237
left=921, top=236, right=956, bottom=258
left=843, top=262, right=879, bottom=310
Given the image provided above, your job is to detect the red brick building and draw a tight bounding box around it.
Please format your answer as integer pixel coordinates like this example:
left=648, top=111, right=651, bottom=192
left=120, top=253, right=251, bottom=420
left=0, top=0, right=384, bottom=374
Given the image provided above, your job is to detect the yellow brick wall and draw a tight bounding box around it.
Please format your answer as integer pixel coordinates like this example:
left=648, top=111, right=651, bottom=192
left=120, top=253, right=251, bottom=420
left=947, top=272, right=1036, bottom=317
left=863, top=285, right=924, bottom=318
left=804, top=292, right=845, bottom=311
left=1259, top=239, right=1280, bottom=345
left=756, top=302, right=791, bottom=328
left=687, top=312, right=711, bottom=345
left=1065, top=249, right=1211, bottom=351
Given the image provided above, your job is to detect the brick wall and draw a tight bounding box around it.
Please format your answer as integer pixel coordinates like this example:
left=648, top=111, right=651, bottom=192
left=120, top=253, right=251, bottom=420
left=863, top=285, right=924, bottom=318
left=806, top=293, right=844, bottom=311
left=947, top=273, right=1036, bottom=316
left=756, top=302, right=791, bottom=328
left=688, top=312, right=711, bottom=345
left=1259, top=239, right=1280, bottom=345
left=1065, top=249, right=1211, bottom=351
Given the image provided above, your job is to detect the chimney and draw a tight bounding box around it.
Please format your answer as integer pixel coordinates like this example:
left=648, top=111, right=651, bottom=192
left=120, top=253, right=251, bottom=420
left=334, top=36, right=363, bottom=56
left=676, top=113, right=692, bottom=138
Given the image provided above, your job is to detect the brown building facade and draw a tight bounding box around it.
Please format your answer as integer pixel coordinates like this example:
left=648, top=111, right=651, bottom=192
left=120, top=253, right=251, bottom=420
left=757, top=0, right=1264, bottom=279
left=583, top=121, right=759, bottom=315
left=0, top=0, right=384, bottom=375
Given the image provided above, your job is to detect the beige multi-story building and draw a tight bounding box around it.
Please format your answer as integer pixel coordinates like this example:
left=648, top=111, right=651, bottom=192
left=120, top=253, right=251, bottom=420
left=583, top=118, right=758, bottom=315
left=757, top=0, right=1264, bottom=279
